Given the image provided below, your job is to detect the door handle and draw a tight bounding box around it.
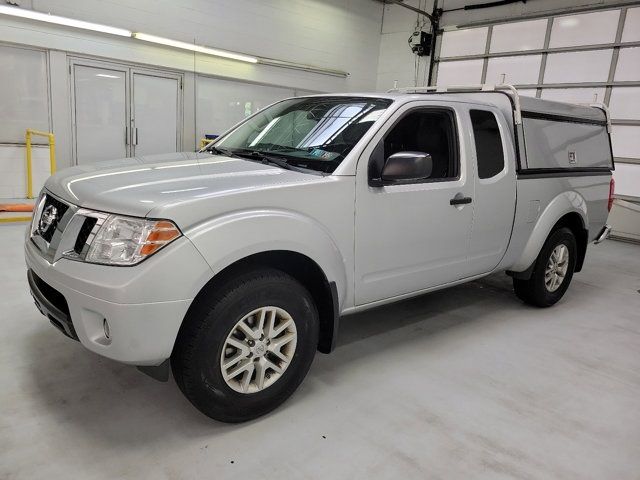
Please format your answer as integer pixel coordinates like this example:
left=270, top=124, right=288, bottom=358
left=133, top=127, right=138, bottom=146
left=125, top=126, right=129, bottom=145
left=450, top=196, right=472, bottom=206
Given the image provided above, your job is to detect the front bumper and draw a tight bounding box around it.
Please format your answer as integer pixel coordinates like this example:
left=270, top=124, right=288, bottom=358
left=25, top=236, right=213, bottom=366
left=28, top=269, right=78, bottom=341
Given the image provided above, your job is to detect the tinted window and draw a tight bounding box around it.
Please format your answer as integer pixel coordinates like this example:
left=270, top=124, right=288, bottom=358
left=377, top=109, right=458, bottom=180
left=470, top=110, right=504, bottom=179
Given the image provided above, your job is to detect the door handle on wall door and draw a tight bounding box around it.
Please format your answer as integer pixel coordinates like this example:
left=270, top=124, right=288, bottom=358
left=125, top=127, right=129, bottom=145
left=133, top=127, right=138, bottom=146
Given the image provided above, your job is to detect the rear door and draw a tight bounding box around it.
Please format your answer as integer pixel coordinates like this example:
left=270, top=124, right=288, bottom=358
left=466, top=107, right=516, bottom=274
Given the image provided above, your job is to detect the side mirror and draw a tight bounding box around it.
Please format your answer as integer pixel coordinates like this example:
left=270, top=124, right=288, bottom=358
left=380, top=152, right=433, bottom=183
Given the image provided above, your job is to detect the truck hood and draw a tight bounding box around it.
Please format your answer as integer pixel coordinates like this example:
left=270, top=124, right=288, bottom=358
left=45, top=152, right=321, bottom=217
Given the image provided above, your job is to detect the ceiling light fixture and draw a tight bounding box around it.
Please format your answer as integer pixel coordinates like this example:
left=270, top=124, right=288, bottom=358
left=0, top=6, right=348, bottom=76
left=0, top=5, right=131, bottom=36
left=132, top=32, right=258, bottom=64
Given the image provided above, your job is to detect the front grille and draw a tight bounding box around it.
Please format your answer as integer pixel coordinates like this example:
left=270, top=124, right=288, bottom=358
left=39, top=195, right=69, bottom=243
left=30, top=192, right=107, bottom=263
left=73, top=216, right=98, bottom=254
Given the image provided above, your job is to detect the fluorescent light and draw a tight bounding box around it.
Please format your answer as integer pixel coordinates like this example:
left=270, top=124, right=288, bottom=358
left=133, top=32, right=258, bottom=64
left=0, top=5, right=131, bottom=36
left=96, top=74, right=120, bottom=79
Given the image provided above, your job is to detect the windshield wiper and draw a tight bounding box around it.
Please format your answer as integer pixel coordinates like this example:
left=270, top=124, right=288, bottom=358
left=206, top=145, right=241, bottom=158
left=231, top=149, right=311, bottom=174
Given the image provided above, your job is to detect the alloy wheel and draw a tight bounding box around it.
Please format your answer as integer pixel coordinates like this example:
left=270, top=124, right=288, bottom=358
left=220, top=306, right=297, bottom=394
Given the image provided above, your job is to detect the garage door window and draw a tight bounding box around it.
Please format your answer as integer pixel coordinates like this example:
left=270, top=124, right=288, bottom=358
left=470, top=110, right=504, bottom=179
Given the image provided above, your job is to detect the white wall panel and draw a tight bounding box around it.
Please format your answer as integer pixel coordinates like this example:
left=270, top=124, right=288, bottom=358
left=0, top=0, right=384, bottom=184
left=0, top=145, right=49, bottom=198
left=196, top=76, right=294, bottom=140
left=439, top=28, right=488, bottom=58
left=614, top=47, right=640, bottom=82
left=549, top=10, right=620, bottom=48
left=376, top=0, right=433, bottom=91
left=30, top=0, right=382, bottom=92
left=376, top=31, right=428, bottom=91
left=0, top=45, right=49, bottom=144
left=485, top=55, right=542, bottom=85
left=541, top=87, right=606, bottom=104
left=608, top=87, right=640, bottom=120
left=621, top=7, right=640, bottom=43
left=436, top=59, right=483, bottom=85
left=544, top=49, right=613, bottom=84
left=490, top=19, right=547, bottom=53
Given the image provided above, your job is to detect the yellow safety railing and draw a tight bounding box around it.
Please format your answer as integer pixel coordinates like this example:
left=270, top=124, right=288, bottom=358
left=200, top=138, right=210, bottom=150
left=25, top=129, right=57, bottom=199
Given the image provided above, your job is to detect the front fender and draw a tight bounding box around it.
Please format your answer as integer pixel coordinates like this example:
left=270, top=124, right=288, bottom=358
left=184, top=208, right=348, bottom=310
left=510, top=191, right=588, bottom=272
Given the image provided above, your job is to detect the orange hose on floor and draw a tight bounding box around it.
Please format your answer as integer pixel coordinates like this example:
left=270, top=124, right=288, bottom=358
left=0, top=204, right=34, bottom=213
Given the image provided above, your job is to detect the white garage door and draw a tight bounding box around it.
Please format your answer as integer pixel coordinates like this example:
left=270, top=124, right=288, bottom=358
left=434, top=6, right=640, bottom=202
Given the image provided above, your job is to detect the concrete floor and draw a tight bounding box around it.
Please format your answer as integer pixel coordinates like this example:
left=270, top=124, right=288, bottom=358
left=1, top=222, right=639, bottom=480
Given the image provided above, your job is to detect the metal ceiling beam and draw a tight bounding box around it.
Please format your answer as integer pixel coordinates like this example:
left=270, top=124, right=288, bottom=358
left=380, top=0, right=435, bottom=22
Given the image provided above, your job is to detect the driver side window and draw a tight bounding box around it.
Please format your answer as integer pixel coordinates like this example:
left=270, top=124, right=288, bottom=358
left=371, top=109, right=458, bottom=183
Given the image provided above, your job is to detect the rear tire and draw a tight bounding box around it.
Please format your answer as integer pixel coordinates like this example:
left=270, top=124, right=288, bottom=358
left=172, top=268, right=319, bottom=422
left=513, top=227, right=577, bottom=308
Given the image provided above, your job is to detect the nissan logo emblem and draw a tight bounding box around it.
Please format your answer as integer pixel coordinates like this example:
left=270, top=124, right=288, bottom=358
left=38, top=205, right=58, bottom=235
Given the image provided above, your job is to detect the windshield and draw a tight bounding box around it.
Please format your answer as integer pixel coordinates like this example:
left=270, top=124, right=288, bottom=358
left=211, top=96, right=392, bottom=174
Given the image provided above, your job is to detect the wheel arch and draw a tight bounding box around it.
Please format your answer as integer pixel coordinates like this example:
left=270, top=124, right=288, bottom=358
left=177, top=250, right=341, bottom=356
left=509, top=191, right=589, bottom=277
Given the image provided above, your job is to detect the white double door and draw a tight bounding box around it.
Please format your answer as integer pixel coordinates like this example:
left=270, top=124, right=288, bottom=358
left=71, top=59, right=182, bottom=164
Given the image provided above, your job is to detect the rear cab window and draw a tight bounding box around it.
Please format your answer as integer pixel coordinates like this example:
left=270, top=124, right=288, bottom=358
left=470, top=109, right=505, bottom=179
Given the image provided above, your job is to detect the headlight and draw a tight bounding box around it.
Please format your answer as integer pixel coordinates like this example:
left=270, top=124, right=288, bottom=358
left=84, top=214, right=181, bottom=266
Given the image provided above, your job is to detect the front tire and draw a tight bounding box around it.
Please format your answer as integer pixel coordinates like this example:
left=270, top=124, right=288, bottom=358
left=513, top=227, right=577, bottom=308
left=172, top=269, right=319, bottom=422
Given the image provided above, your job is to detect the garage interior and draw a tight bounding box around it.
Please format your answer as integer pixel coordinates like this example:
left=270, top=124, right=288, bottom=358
left=1, top=0, right=639, bottom=478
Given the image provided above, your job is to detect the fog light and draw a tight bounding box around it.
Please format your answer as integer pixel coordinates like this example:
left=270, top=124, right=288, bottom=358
left=103, top=318, right=110, bottom=339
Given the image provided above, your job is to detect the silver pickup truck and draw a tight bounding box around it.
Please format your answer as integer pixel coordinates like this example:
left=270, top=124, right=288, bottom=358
left=25, top=85, right=614, bottom=422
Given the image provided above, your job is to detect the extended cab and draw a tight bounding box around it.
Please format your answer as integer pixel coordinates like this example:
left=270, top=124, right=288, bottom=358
left=25, top=86, right=614, bottom=422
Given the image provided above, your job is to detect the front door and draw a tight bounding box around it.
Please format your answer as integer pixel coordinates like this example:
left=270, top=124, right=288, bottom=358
left=355, top=104, right=474, bottom=305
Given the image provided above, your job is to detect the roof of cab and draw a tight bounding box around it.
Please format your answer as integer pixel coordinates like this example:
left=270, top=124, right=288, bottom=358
left=298, top=90, right=607, bottom=123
